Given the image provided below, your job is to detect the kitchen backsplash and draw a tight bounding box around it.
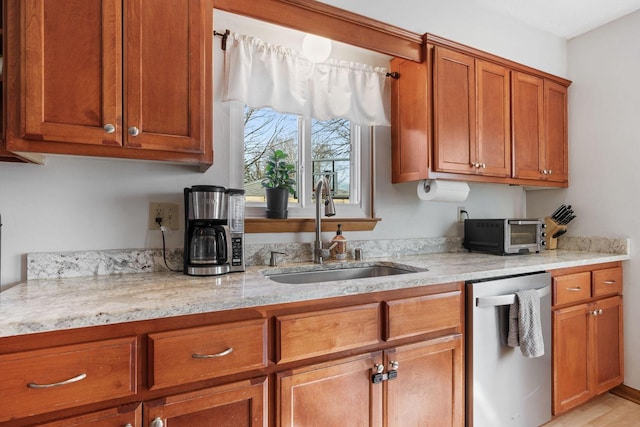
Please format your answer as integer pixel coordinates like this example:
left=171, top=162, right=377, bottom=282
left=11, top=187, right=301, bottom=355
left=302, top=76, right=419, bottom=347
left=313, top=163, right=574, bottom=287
left=26, top=236, right=629, bottom=280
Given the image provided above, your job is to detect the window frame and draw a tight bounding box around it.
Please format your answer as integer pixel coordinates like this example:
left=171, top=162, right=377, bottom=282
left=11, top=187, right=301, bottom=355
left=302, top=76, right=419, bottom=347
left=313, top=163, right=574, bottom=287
left=242, top=109, right=372, bottom=220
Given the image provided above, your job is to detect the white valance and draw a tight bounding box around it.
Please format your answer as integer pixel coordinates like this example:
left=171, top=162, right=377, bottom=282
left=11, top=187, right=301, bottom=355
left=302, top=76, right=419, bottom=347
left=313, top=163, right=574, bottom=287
left=222, top=33, right=390, bottom=127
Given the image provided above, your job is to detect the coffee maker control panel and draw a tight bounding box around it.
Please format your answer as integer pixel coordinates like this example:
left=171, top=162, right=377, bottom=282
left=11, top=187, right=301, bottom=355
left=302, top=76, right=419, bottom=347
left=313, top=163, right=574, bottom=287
left=231, top=236, right=244, bottom=268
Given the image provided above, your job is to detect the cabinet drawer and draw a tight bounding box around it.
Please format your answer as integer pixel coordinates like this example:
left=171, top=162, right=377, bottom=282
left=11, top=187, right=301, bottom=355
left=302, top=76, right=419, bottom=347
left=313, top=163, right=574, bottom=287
left=0, top=337, right=137, bottom=423
left=148, top=318, right=267, bottom=389
left=554, top=272, right=591, bottom=306
left=276, top=303, right=381, bottom=364
left=593, top=267, right=623, bottom=297
left=384, top=291, right=462, bottom=341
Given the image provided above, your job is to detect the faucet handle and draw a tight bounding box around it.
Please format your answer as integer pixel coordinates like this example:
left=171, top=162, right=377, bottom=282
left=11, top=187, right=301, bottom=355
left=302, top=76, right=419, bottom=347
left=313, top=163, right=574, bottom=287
left=270, top=251, right=287, bottom=267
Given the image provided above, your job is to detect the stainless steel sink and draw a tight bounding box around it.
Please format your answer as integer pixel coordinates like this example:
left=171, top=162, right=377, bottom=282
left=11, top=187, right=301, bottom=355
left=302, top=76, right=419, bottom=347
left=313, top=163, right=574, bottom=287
left=265, top=264, right=423, bottom=284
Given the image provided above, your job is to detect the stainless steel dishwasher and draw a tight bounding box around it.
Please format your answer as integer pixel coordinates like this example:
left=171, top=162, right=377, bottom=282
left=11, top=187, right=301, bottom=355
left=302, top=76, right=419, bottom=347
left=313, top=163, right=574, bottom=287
left=466, top=272, right=552, bottom=427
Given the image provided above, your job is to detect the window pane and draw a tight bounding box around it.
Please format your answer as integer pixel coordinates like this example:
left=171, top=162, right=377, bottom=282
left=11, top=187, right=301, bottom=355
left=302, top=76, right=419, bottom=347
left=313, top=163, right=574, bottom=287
left=311, top=118, right=351, bottom=203
left=243, top=106, right=299, bottom=203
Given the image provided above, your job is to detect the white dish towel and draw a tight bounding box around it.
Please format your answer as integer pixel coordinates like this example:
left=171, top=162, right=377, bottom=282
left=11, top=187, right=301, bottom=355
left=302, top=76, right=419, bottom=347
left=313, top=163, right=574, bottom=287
left=507, top=289, right=544, bottom=358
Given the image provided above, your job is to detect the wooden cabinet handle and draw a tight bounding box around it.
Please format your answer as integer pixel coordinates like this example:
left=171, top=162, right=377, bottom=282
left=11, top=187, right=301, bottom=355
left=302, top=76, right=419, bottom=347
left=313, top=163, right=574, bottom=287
left=192, top=347, right=234, bottom=359
left=27, top=373, right=87, bottom=389
left=566, top=287, right=582, bottom=292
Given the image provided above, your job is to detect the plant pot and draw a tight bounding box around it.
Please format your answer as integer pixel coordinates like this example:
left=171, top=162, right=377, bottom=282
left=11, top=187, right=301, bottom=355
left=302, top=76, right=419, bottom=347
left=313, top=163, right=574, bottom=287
left=265, top=187, right=289, bottom=219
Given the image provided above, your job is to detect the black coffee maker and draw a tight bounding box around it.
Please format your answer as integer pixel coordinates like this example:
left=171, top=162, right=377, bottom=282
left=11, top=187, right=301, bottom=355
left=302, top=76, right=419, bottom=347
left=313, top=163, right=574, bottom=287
left=183, top=185, right=244, bottom=276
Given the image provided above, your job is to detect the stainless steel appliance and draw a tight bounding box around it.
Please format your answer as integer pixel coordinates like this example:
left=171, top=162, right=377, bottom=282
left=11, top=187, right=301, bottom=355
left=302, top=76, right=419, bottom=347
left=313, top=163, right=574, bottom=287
left=464, top=218, right=546, bottom=255
left=466, top=272, right=552, bottom=427
left=183, top=186, right=245, bottom=276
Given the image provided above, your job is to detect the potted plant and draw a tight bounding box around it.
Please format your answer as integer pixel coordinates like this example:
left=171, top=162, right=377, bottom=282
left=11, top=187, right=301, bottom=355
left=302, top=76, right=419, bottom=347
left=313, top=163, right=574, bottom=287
left=262, top=149, right=296, bottom=219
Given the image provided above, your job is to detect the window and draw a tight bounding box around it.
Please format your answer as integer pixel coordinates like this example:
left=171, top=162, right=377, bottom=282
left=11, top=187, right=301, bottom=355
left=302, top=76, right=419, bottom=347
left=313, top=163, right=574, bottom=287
left=241, top=106, right=371, bottom=218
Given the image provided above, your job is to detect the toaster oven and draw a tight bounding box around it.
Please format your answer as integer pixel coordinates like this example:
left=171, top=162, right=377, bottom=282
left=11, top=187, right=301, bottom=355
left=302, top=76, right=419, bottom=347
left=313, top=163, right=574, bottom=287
left=463, top=218, right=545, bottom=255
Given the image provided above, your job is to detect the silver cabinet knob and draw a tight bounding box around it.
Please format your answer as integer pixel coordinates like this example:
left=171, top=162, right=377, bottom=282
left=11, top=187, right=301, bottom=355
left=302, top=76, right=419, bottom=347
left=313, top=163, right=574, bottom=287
left=103, top=124, right=115, bottom=134
left=124, top=424, right=133, bottom=427
left=548, top=170, right=553, bottom=174
left=481, top=163, right=486, bottom=168
left=375, top=363, right=384, bottom=374
left=128, top=126, right=140, bottom=136
left=389, top=360, right=399, bottom=370
left=151, top=418, right=164, bottom=427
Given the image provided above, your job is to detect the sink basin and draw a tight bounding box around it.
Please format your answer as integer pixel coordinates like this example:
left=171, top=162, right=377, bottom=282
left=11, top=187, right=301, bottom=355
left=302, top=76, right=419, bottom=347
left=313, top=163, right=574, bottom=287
left=265, top=264, right=424, bottom=284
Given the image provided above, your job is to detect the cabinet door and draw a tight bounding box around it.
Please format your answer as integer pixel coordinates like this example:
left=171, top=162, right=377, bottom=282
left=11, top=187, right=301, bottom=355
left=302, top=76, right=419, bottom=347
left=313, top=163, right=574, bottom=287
left=278, top=352, right=383, bottom=427
left=593, top=296, right=624, bottom=394
left=544, top=80, right=569, bottom=183
left=390, top=57, right=429, bottom=183
left=144, top=377, right=267, bottom=427
left=433, top=46, right=476, bottom=174
left=553, top=303, right=591, bottom=414
left=22, top=0, right=122, bottom=146
left=124, top=0, right=210, bottom=155
left=385, top=336, right=463, bottom=427
left=512, top=71, right=544, bottom=180
left=476, top=60, right=511, bottom=177
left=39, top=403, right=141, bottom=427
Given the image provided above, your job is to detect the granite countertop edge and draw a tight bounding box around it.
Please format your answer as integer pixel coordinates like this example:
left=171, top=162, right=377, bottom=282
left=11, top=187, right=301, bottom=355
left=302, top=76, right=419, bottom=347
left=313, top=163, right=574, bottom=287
left=0, top=250, right=630, bottom=338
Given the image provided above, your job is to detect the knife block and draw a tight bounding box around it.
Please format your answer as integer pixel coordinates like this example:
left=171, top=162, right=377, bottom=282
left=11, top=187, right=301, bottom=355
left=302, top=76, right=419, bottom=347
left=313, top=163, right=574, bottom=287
left=545, top=216, right=567, bottom=250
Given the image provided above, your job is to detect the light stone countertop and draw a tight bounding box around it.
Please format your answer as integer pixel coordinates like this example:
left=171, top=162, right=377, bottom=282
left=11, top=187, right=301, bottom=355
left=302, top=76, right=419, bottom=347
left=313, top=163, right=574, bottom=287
left=0, top=250, right=630, bottom=338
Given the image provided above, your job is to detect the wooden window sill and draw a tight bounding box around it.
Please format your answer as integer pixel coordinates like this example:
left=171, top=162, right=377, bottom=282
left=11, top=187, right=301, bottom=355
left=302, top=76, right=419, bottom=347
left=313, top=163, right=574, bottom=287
left=245, top=217, right=381, bottom=233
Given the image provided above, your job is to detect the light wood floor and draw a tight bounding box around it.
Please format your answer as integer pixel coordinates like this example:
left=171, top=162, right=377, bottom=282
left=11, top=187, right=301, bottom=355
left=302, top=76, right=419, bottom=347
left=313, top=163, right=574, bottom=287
left=543, top=393, right=640, bottom=426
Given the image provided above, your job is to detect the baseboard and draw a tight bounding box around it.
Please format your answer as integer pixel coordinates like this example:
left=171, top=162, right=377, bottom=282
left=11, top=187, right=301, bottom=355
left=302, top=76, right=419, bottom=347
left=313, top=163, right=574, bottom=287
left=611, top=384, right=640, bottom=405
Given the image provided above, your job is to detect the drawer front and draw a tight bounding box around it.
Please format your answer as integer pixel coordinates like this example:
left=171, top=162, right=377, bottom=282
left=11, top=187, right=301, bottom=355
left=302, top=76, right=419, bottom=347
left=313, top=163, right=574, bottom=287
left=554, top=272, right=591, bottom=306
left=384, top=291, right=462, bottom=341
left=593, top=267, right=623, bottom=297
left=0, top=337, right=137, bottom=423
left=276, top=303, right=381, bottom=364
left=149, top=318, right=267, bottom=389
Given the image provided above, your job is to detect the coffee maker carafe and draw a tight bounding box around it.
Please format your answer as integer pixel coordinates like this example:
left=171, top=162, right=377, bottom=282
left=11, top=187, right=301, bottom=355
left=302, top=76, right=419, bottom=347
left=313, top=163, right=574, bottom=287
left=183, top=186, right=245, bottom=276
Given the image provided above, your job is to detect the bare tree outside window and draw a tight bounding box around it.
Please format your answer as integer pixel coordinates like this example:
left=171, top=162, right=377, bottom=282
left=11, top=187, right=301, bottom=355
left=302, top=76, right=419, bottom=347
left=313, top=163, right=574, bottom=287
left=243, top=107, right=298, bottom=203
left=311, top=118, right=351, bottom=202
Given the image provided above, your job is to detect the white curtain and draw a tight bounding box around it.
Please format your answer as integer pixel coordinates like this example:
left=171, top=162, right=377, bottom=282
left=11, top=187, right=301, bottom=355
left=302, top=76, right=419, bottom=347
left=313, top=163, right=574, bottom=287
left=222, top=33, right=390, bottom=127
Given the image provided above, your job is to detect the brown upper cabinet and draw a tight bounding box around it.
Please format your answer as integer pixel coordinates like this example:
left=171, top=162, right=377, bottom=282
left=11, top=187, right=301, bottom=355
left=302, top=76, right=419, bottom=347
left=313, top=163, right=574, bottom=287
left=5, top=0, right=212, bottom=168
left=432, top=46, right=511, bottom=178
left=392, top=34, right=571, bottom=187
left=0, top=0, right=40, bottom=163
left=512, top=73, right=568, bottom=182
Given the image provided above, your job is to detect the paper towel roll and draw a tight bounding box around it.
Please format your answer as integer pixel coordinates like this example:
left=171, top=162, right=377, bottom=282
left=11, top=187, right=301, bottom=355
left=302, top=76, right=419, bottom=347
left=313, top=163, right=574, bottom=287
left=417, top=179, right=469, bottom=202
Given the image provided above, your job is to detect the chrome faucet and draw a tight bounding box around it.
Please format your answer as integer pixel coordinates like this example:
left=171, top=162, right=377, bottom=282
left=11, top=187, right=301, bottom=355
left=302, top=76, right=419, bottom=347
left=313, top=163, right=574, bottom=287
left=314, top=176, right=336, bottom=263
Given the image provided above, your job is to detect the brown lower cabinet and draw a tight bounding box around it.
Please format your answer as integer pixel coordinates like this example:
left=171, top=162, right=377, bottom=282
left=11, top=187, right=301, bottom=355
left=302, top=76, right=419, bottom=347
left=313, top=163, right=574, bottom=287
left=552, top=263, right=624, bottom=415
left=0, top=282, right=464, bottom=427
left=144, top=378, right=267, bottom=427
left=278, top=335, right=463, bottom=427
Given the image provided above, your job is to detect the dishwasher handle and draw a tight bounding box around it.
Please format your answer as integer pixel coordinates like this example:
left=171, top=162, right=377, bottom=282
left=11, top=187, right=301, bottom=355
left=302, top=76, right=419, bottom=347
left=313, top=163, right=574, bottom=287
left=476, top=285, right=551, bottom=307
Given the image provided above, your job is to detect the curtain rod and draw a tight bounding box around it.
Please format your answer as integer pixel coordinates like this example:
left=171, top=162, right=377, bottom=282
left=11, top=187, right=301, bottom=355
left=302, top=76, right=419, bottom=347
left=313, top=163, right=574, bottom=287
left=213, top=28, right=399, bottom=79
left=214, top=29, right=231, bottom=50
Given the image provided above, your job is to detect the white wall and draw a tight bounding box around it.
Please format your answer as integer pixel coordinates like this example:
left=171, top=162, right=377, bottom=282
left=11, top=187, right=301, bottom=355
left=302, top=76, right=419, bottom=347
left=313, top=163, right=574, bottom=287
left=0, top=2, right=566, bottom=291
left=527, top=10, right=640, bottom=388
left=317, top=0, right=567, bottom=77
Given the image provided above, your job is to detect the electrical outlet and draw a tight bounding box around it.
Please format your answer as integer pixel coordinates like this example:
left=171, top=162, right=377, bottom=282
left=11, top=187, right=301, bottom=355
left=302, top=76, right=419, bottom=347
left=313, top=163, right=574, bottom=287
left=457, top=206, right=466, bottom=223
left=148, top=202, right=180, bottom=230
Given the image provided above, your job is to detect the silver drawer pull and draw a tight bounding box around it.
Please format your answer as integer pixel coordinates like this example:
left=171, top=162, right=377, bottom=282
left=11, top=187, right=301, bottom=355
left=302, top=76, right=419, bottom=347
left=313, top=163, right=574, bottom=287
left=566, top=287, right=582, bottom=292
left=192, top=347, right=234, bottom=359
left=27, top=373, right=87, bottom=389
left=603, top=280, right=616, bottom=285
